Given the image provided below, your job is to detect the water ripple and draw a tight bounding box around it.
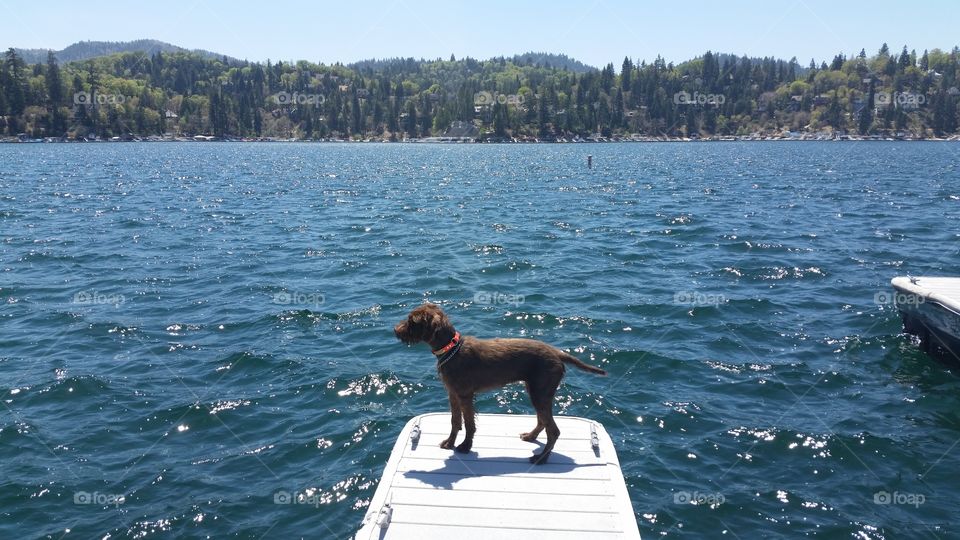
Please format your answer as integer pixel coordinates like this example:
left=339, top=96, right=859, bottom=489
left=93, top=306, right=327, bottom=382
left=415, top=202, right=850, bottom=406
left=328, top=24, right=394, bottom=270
left=1, top=142, right=958, bottom=538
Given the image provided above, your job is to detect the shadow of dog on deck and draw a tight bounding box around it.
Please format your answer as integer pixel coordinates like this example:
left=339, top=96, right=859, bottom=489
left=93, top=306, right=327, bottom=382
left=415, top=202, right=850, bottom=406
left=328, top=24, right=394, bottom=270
left=402, top=451, right=601, bottom=490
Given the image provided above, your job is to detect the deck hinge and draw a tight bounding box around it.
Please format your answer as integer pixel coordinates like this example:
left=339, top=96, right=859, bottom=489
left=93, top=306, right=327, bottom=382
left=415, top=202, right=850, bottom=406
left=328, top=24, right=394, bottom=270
left=410, top=421, right=421, bottom=447
left=376, top=495, right=394, bottom=529
left=376, top=504, right=393, bottom=528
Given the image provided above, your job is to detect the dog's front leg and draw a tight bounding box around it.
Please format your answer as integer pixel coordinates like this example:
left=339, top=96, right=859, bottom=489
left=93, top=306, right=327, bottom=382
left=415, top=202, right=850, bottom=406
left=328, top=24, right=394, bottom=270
left=455, top=394, right=475, bottom=453
left=440, top=391, right=462, bottom=449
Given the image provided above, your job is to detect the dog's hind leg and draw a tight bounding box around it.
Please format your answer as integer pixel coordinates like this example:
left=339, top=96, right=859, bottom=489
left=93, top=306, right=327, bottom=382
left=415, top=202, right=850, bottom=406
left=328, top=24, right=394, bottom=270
left=521, top=382, right=545, bottom=441
left=454, top=394, right=476, bottom=453
left=530, top=411, right=560, bottom=465
left=440, top=391, right=462, bottom=450
left=529, top=377, right=562, bottom=465
left=530, top=408, right=560, bottom=465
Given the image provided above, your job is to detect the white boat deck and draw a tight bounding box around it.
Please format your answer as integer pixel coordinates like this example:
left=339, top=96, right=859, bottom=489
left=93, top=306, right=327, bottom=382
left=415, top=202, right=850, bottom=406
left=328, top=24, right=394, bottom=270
left=891, top=276, right=960, bottom=313
left=355, top=413, right=640, bottom=539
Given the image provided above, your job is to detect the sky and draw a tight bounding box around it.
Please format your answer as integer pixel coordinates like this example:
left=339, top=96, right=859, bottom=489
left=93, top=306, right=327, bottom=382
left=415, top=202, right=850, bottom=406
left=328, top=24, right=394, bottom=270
left=1, top=0, right=957, bottom=67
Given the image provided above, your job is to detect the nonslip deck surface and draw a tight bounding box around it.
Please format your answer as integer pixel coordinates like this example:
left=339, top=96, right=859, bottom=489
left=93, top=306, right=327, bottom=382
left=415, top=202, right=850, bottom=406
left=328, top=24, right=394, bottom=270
left=355, top=413, right=641, bottom=539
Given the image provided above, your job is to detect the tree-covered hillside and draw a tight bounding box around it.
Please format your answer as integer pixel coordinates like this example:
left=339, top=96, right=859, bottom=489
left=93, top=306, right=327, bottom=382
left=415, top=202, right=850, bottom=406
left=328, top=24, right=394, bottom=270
left=14, top=39, right=232, bottom=66
left=1, top=44, right=957, bottom=140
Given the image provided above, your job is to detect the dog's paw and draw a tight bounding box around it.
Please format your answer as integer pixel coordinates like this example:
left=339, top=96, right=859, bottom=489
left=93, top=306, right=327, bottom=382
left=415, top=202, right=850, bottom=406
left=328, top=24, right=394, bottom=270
left=529, top=451, right=550, bottom=465
left=520, top=432, right=539, bottom=442
left=454, top=440, right=473, bottom=453
left=439, top=438, right=455, bottom=450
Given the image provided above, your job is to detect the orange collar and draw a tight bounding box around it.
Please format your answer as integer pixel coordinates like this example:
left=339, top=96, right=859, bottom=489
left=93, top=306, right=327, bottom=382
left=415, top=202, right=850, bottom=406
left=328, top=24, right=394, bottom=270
left=432, top=331, right=461, bottom=355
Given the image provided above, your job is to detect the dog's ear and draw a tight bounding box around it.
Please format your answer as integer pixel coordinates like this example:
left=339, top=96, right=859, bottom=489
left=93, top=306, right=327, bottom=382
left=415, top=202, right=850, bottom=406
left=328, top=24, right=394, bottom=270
left=404, top=306, right=431, bottom=340
left=427, top=310, right=444, bottom=340
left=426, top=308, right=451, bottom=344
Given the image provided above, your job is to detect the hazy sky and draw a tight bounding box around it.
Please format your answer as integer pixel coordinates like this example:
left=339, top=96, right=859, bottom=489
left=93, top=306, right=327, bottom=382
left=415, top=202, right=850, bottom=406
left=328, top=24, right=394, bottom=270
left=1, top=0, right=957, bottom=67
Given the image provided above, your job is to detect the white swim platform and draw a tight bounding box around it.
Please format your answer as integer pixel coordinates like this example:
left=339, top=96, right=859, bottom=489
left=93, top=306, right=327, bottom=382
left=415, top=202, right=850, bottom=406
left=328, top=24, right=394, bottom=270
left=355, top=412, right=641, bottom=539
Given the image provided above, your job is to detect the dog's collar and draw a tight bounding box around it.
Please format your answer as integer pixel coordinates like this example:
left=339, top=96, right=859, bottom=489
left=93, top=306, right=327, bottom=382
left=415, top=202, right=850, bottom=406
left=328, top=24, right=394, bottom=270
left=434, top=332, right=463, bottom=370
left=432, top=331, right=461, bottom=356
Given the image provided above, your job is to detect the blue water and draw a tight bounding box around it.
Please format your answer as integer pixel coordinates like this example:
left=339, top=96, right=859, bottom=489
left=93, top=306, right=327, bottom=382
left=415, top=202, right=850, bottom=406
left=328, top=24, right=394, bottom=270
left=2, top=142, right=959, bottom=539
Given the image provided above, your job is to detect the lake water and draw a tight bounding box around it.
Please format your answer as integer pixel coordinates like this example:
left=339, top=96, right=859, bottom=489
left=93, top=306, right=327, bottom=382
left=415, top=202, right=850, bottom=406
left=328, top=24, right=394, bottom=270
left=1, top=142, right=959, bottom=538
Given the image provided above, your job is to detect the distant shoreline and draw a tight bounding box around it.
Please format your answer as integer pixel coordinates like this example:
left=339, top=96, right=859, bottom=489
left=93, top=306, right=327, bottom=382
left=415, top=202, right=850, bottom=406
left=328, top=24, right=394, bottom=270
left=4, top=135, right=959, bottom=144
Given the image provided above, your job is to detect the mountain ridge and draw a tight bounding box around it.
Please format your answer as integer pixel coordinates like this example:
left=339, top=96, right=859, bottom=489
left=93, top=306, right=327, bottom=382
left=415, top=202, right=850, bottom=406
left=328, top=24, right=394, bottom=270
left=11, top=39, right=815, bottom=75
left=349, top=52, right=596, bottom=73
left=13, top=39, right=234, bottom=64
left=13, top=39, right=601, bottom=71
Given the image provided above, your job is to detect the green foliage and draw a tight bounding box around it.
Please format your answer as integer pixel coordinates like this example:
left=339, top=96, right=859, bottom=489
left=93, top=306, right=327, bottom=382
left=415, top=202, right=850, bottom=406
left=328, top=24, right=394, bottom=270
left=0, top=45, right=958, bottom=139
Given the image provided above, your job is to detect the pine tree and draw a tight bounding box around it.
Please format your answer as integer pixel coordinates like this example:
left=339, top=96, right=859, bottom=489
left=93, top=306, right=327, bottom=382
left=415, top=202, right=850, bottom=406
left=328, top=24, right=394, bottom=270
left=419, top=99, right=432, bottom=136
left=404, top=100, right=417, bottom=138
left=45, top=51, right=63, bottom=105
left=898, top=46, right=911, bottom=70
left=351, top=94, right=362, bottom=135
left=702, top=51, right=719, bottom=88
left=600, top=63, right=614, bottom=93
left=44, top=51, right=67, bottom=136
left=830, top=53, right=845, bottom=71
left=620, top=57, right=633, bottom=90
left=537, top=95, right=549, bottom=137
left=613, top=88, right=624, bottom=129
left=493, top=101, right=506, bottom=137
left=884, top=55, right=897, bottom=76
left=4, top=48, right=26, bottom=116
left=858, top=80, right=874, bottom=134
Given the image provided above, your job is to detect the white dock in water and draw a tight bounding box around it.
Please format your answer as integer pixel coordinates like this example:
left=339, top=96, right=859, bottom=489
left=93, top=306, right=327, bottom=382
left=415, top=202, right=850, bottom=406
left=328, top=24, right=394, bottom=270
left=355, top=413, right=641, bottom=539
left=891, top=276, right=960, bottom=360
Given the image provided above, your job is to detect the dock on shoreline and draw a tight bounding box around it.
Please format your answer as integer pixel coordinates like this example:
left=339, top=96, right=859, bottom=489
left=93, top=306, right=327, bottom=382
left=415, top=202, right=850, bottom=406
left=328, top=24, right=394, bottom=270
left=4, top=133, right=959, bottom=144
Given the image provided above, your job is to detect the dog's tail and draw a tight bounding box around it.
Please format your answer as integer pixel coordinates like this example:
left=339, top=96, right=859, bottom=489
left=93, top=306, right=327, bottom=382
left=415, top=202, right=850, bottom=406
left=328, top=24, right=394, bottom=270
left=560, top=352, right=607, bottom=376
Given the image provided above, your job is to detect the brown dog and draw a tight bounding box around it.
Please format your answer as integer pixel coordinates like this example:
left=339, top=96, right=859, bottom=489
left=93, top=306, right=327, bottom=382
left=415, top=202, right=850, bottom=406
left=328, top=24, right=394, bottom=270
left=394, top=303, right=606, bottom=464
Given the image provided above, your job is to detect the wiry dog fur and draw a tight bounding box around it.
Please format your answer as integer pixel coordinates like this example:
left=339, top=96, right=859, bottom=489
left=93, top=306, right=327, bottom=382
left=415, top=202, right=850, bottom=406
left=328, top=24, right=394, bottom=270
left=395, top=303, right=606, bottom=464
